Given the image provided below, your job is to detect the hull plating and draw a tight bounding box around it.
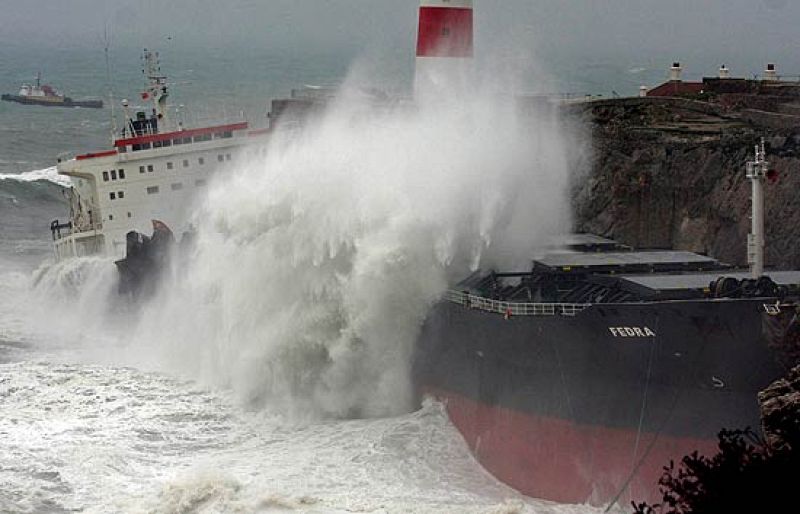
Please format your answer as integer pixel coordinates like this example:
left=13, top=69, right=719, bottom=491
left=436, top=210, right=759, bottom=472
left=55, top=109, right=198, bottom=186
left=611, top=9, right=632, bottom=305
left=414, top=298, right=784, bottom=505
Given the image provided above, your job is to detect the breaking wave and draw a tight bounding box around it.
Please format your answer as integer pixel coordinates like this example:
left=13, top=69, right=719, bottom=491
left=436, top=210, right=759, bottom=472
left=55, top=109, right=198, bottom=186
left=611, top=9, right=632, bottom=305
left=0, top=166, right=71, bottom=187
left=16, top=257, right=120, bottom=352
left=125, top=72, right=579, bottom=420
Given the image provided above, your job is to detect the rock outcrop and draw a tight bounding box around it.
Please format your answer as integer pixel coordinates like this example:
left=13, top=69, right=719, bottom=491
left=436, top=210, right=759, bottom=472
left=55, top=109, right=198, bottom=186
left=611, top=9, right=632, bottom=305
left=569, top=96, right=800, bottom=269
left=759, top=364, right=800, bottom=453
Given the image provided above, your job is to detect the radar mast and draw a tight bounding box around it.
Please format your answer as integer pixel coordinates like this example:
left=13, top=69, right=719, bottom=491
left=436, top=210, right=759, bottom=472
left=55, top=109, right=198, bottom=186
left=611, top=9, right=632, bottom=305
left=141, top=49, right=169, bottom=125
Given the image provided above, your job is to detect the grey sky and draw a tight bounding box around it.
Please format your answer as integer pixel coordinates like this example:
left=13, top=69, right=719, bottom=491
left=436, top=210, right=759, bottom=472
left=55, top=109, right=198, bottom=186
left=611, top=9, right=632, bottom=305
left=2, top=1, right=798, bottom=88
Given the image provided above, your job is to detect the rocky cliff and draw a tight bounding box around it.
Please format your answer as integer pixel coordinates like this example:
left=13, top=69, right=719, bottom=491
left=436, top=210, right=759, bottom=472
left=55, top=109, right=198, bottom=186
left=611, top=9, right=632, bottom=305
left=570, top=96, right=800, bottom=269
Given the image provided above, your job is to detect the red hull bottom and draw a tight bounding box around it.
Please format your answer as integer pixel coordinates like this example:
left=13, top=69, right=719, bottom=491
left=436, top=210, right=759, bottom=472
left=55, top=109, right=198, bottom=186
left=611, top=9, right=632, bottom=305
left=429, top=388, right=718, bottom=506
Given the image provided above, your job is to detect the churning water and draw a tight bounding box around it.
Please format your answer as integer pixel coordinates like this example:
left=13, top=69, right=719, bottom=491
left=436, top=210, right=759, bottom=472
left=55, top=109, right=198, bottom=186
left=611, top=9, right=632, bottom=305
left=1, top=258, right=598, bottom=513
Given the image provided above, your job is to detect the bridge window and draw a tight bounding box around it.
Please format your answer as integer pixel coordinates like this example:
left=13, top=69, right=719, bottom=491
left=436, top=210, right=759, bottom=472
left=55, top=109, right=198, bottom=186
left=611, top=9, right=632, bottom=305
left=103, top=171, right=109, bottom=181
left=147, top=186, right=159, bottom=195
left=139, top=165, right=145, bottom=174
left=147, top=164, right=154, bottom=172
left=127, top=212, right=132, bottom=218
left=198, top=157, right=205, bottom=165
left=108, top=214, right=113, bottom=220
left=182, top=159, right=189, bottom=168
left=110, top=170, right=117, bottom=180
left=167, top=162, right=174, bottom=170
left=171, top=182, right=183, bottom=191
left=217, top=154, right=224, bottom=162
left=173, top=138, right=183, bottom=146
left=109, top=192, right=116, bottom=200
left=118, top=169, right=125, bottom=179
left=118, top=191, right=124, bottom=199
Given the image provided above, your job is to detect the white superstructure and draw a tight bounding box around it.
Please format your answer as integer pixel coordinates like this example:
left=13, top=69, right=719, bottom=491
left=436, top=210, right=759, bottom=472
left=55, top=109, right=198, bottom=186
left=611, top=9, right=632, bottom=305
left=17, top=73, right=62, bottom=101
left=51, top=50, right=269, bottom=261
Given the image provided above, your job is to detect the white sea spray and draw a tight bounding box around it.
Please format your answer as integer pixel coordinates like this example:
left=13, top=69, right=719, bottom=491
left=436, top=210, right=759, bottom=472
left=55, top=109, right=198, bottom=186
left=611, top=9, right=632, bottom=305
left=122, top=68, right=578, bottom=421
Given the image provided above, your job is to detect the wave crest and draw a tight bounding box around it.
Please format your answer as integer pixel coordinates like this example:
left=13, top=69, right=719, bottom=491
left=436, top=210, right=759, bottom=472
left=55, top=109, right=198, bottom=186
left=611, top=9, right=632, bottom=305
left=0, top=166, right=71, bottom=187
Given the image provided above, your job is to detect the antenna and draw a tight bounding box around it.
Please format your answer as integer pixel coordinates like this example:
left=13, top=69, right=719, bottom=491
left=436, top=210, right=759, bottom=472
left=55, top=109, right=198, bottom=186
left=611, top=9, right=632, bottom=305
left=746, top=138, right=768, bottom=278
left=104, top=25, right=117, bottom=143
left=141, top=48, right=170, bottom=125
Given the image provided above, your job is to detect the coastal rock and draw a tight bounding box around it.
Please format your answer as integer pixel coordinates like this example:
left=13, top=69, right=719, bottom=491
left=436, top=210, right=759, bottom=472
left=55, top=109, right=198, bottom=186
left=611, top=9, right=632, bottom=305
left=569, top=96, right=800, bottom=269
left=759, top=364, right=800, bottom=453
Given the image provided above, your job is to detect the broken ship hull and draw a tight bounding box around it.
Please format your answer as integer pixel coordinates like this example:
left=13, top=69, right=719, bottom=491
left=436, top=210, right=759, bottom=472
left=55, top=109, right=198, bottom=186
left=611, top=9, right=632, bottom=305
left=414, top=295, right=784, bottom=505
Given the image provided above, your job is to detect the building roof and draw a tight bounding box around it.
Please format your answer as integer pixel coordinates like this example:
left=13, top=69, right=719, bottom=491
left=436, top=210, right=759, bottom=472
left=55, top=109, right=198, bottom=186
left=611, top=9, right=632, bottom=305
left=646, top=81, right=704, bottom=97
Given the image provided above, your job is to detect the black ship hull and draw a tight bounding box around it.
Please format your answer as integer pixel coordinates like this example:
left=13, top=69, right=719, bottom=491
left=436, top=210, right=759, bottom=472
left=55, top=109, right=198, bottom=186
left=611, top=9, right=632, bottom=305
left=414, top=296, right=786, bottom=505
left=1, top=94, right=103, bottom=108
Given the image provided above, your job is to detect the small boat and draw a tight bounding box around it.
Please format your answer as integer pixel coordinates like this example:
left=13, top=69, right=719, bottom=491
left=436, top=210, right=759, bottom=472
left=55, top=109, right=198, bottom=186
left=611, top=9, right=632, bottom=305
left=1, top=73, right=103, bottom=109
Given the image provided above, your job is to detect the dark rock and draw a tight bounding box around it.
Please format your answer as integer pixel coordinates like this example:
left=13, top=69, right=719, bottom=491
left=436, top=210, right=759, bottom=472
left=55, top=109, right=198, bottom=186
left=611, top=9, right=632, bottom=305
left=759, top=364, right=800, bottom=453
left=568, top=97, right=800, bottom=268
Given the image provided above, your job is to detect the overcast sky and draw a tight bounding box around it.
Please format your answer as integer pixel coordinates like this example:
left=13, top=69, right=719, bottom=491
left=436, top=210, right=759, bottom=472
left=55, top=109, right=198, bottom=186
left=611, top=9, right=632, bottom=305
left=3, top=1, right=799, bottom=90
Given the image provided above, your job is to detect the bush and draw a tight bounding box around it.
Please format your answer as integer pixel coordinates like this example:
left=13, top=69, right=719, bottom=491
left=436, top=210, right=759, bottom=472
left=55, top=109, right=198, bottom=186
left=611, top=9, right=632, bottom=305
left=632, top=428, right=798, bottom=514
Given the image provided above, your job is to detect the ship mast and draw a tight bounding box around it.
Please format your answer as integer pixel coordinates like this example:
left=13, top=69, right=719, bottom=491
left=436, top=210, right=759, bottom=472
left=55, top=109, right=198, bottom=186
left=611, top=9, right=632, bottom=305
left=141, top=49, right=169, bottom=125
left=104, top=27, right=117, bottom=143
left=746, top=138, right=768, bottom=278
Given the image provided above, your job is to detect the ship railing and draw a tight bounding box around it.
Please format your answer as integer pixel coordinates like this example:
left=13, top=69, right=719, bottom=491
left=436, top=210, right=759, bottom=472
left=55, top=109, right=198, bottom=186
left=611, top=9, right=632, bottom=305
left=50, top=219, right=72, bottom=241
left=57, top=151, right=75, bottom=163
left=444, top=290, right=590, bottom=317
left=50, top=219, right=103, bottom=241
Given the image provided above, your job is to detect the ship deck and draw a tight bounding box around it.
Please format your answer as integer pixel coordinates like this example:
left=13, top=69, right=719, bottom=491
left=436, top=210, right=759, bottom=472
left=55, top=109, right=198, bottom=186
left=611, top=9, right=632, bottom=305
left=458, top=234, right=800, bottom=303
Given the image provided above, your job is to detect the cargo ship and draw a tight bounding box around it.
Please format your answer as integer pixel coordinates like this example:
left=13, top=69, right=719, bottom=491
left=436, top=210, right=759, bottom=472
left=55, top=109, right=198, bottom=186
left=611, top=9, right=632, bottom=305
left=413, top=231, right=797, bottom=506
left=2, top=73, right=103, bottom=108
left=409, top=0, right=798, bottom=508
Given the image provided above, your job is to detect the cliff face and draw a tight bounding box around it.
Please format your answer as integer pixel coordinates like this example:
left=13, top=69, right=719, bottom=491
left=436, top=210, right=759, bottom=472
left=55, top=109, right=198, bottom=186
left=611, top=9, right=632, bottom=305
left=571, top=97, right=800, bottom=269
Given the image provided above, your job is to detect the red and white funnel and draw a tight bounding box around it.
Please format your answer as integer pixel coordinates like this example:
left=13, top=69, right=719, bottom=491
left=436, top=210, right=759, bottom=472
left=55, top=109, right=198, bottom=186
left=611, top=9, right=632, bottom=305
left=414, top=0, right=474, bottom=98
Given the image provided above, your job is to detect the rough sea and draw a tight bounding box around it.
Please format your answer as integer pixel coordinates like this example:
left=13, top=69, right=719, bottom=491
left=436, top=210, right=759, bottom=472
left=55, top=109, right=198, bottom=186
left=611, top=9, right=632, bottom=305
left=0, top=44, right=610, bottom=514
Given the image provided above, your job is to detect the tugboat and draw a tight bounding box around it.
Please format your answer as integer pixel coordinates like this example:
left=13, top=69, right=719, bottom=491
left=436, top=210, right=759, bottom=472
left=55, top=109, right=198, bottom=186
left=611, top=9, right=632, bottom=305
left=48, top=50, right=269, bottom=293
left=2, top=73, right=103, bottom=108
